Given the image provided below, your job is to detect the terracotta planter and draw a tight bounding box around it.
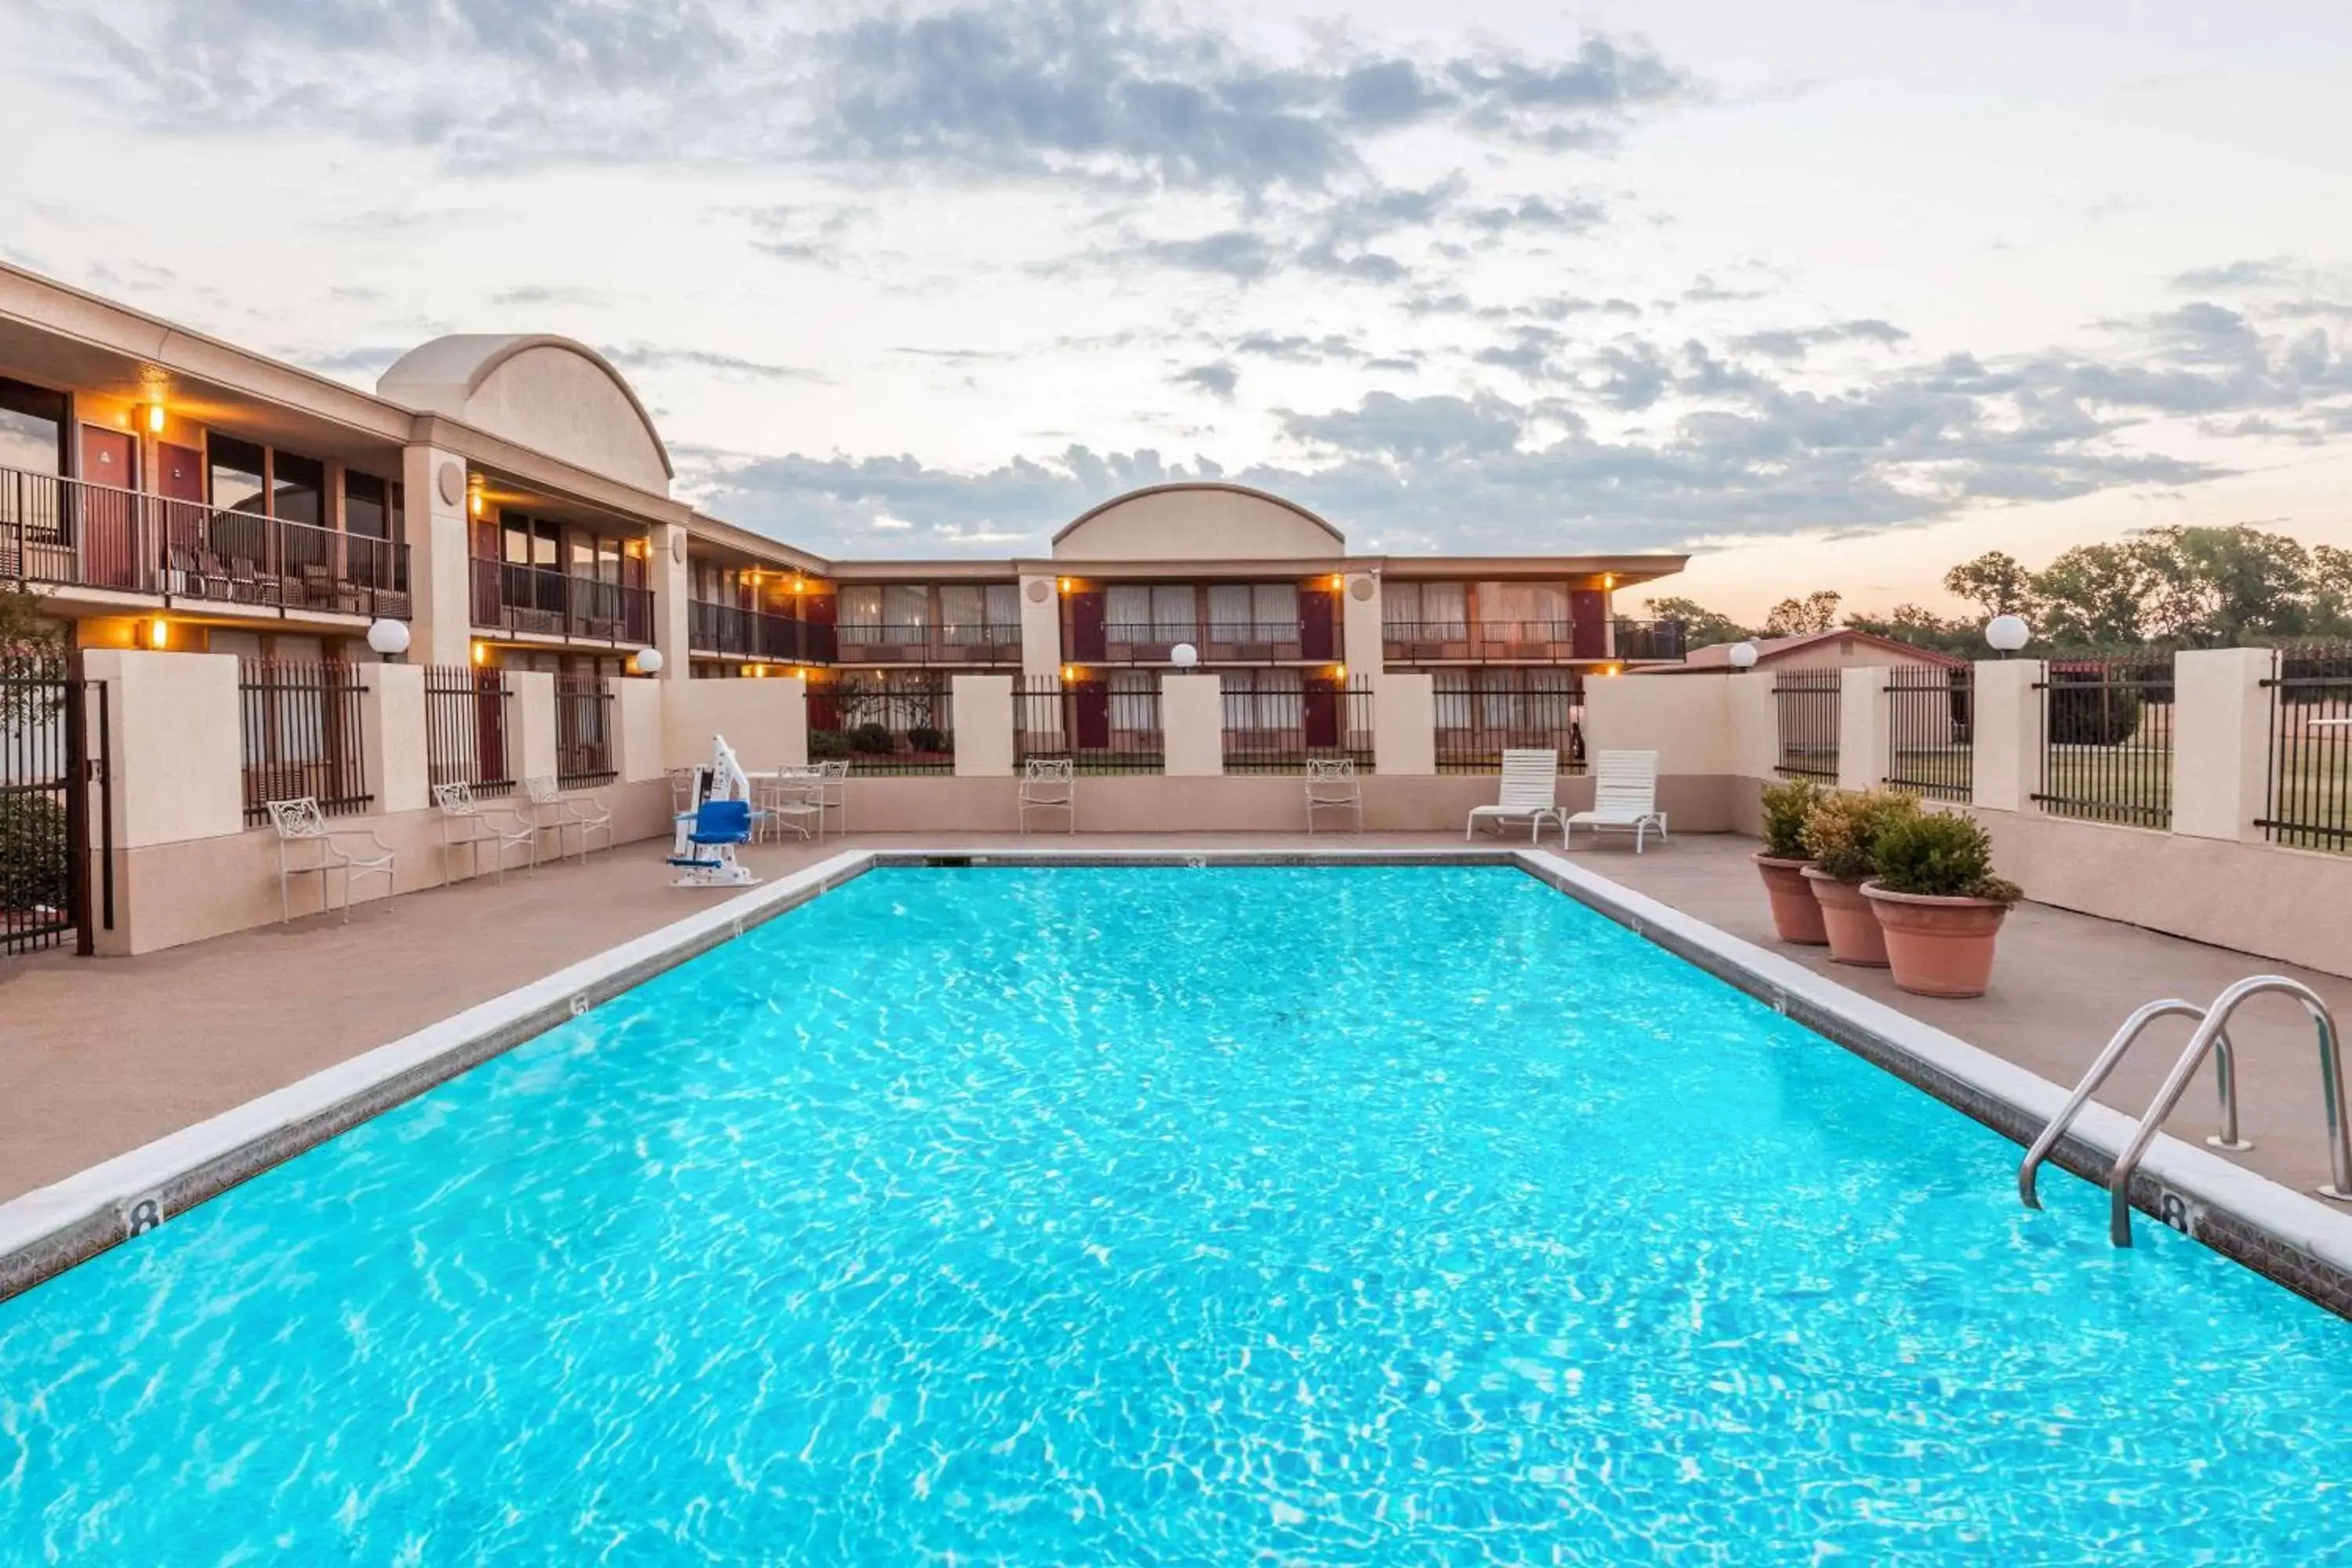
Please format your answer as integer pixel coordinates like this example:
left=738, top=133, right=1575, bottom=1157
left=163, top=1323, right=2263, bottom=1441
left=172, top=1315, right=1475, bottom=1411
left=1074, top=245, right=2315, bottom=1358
left=1754, top=854, right=1829, bottom=946
left=1861, top=882, right=2010, bottom=998
left=1802, top=867, right=1889, bottom=967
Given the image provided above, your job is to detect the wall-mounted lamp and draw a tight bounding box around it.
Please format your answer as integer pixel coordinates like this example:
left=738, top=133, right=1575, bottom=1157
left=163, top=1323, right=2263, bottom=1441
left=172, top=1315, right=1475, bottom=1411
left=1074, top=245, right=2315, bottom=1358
left=136, top=401, right=166, bottom=437
left=1058, top=578, right=1072, bottom=594
left=1602, top=573, right=1616, bottom=590
left=790, top=577, right=804, bottom=594
left=633, top=648, right=665, bottom=677
left=467, top=477, right=485, bottom=518
left=1062, top=664, right=1077, bottom=681
left=141, top=618, right=169, bottom=651
left=1331, top=663, right=1347, bottom=681
left=470, top=640, right=488, bottom=666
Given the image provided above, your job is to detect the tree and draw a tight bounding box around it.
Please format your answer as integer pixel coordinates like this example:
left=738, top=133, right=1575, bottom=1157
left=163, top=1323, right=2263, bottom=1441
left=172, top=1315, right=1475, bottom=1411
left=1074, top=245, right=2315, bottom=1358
left=2132, top=524, right=2312, bottom=648
left=1641, top=594, right=1751, bottom=647
left=2310, top=545, right=2352, bottom=638
left=1846, top=603, right=1980, bottom=657
left=2029, top=543, right=2151, bottom=648
left=1762, top=590, right=1842, bottom=637
left=0, top=584, right=60, bottom=659
left=1942, top=551, right=2036, bottom=619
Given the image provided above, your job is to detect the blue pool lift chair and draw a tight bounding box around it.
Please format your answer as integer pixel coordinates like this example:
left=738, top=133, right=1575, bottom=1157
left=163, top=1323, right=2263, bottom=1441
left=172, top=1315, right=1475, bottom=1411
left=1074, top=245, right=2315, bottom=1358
left=668, top=798, right=761, bottom=888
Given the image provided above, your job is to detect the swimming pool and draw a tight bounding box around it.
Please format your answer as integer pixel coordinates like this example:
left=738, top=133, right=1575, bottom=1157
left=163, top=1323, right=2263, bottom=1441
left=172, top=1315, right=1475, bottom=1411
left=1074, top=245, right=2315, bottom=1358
left=2, top=864, right=2347, bottom=1561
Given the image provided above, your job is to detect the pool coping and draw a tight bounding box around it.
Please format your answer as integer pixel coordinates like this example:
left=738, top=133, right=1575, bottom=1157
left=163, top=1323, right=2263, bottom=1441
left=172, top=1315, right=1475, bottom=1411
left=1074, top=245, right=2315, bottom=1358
left=5, top=844, right=2351, bottom=1318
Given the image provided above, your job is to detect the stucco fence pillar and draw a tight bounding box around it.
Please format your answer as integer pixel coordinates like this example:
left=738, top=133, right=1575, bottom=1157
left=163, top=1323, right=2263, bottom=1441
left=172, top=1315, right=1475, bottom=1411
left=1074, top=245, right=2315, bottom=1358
left=1969, top=659, right=2047, bottom=815
left=358, top=662, right=429, bottom=815
left=1583, top=671, right=1737, bottom=830
left=953, top=675, right=1015, bottom=777
left=2172, top=647, right=2274, bottom=844
left=1160, top=673, right=1224, bottom=777
left=1836, top=666, right=1892, bottom=794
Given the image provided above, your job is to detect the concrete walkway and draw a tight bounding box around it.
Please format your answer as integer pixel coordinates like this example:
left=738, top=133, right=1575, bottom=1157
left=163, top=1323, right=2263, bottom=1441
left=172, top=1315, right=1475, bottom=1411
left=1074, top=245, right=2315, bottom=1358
left=5, top=830, right=2349, bottom=1212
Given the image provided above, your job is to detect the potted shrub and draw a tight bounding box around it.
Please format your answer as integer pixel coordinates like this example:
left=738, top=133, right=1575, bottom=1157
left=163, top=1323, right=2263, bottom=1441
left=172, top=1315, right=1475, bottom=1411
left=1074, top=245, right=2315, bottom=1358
left=1799, top=789, right=1921, bottom=967
left=1862, top=812, right=2022, bottom=998
left=1754, top=779, right=1829, bottom=945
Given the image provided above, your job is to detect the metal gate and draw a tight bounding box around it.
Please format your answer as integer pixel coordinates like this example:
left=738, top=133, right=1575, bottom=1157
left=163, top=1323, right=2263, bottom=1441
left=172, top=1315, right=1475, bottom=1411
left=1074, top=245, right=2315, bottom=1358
left=1, top=654, right=111, bottom=957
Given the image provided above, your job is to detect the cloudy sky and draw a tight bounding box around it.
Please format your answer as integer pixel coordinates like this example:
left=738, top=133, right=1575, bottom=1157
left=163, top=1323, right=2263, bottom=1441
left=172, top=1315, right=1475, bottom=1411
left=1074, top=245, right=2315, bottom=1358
left=3, top=0, right=2349, bottom=618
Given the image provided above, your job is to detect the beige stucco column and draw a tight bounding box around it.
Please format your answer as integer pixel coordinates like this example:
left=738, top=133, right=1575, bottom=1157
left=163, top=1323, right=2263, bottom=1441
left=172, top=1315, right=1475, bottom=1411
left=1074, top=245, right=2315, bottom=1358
left=1727, top=670, right=1777, bottom=780
left=510, top=670, right=559, bottom=784
left=1969, top=659, right=2047, bottom=813
left=953, top=674, right=1014, bottom=776
left=612, top=676, right=665, bottom=784
left=1341, top=568, right=1382, bottom=673
left=1372, top=671, right=1436, bottom=775
left=1018, top=573, right=1062, bottom=680
left=1161, top=673, right=1225, bottom=776
left=358, top=662, right=429, bottom=815
left=1837, top=666, right=1892, bottom=793
left=1587, top=670, right=1732, bottom=775
left=82, top=650, right=244, bottom=848
left=651, top=522, right=689, bottom=681
left=400, top=443, right=475, bottom=669
left=2172, top=647, right=2272, bottom=843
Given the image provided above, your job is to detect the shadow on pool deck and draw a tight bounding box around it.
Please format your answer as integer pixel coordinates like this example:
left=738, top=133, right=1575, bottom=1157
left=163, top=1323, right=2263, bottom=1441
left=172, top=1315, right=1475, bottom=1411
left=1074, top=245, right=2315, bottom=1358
left=5, top=830, right=2350, bottom=1221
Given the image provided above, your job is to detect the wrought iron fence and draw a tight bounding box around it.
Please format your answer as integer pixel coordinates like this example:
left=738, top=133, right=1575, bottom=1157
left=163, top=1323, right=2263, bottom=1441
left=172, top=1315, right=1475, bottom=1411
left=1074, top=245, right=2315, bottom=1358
left=1884, top=666, right=1973, bottom=800
left=470, top=559, right=655, bottom=645
left=1432, top=670, right=1585, bottom=773
left=556, top=672, right=615, bottom=786
left=808, top=672, right=956, bottom=775
left=424, top=664, right=514, bottom=797
left=1772, top=670, right=1841, bottom=780
left=2, top=652, right=100, bottom=956
left=1014, top=674, right=1163, bottom=774
left=1611, top=618, right=1688, bottom=662
left=2034, top=656, right=2175, bottom=829
left=2259, top=644, right=2352, bottom=852
left=688, top=600, right=835, bottom=664
left=238, top=659, right=370, bottom=826
left=1222, top=675, right=1374, bottom=772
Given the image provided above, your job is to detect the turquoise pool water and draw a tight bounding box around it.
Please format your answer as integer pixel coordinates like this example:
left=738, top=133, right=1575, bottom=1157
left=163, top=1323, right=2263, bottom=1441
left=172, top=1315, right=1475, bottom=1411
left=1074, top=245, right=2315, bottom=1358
left=2, top=866, right=2347, bottom=1563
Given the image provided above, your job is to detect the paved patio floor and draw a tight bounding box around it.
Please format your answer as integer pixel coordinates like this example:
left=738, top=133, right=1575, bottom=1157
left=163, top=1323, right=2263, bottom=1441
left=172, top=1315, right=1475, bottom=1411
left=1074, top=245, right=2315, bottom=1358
left=5, top=830, right=2349, bottom=1215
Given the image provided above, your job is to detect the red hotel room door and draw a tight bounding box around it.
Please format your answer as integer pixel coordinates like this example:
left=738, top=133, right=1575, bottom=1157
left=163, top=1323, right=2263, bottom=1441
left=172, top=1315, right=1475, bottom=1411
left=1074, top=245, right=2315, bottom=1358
left=1073, top=684, right=1111, bottom=749
left=1570, top=589, right=1608, bottom=659
left=1069, top=590, right=1107, bottom=662
left=1300, top=590, right=1337, bottom=661
left=1302, top=679, right=1340, bottom=748
left=76, top=426, right=140, bottom=586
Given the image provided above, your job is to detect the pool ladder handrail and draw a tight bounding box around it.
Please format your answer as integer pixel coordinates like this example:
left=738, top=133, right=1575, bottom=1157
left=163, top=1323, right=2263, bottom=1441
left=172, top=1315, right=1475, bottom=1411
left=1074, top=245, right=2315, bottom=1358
left=2018, top=977, right=2352, bottom=1247
left=2019, top=999, right=2248, bottom=1217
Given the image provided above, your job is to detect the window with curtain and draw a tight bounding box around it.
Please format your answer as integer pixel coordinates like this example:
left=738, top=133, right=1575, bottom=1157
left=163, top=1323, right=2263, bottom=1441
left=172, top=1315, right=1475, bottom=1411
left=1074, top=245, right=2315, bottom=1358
left=837, top=586, right=884, bottom=630
left=1207, top=583, right=1250, bottom=634
left=1251, top=583, right=1298, bottom=639
left=0, top=376, right=65, bottom=475
left=938, top=583, right=985, bottom=636
left=1382, top=582, right=1420, bottom=633
left=209, top=434, right=268, bottom=517
left=883, top=584, right=930, bottom=644
left=1432, top=670, right=1473, bottom=730
left=1478, top=581, right=1569, bottom=633
left=1108, top=669, right=1156, bottom=731
left=1232, top=668, right=1301, bottom=730
left=985, top=583, right=1022, bottom=629
left=1152, top=584, right=1196, bottom=640
left=1106, top=584, right=1152, bottom=636
left=1393, top=582, right=1465, bottom=636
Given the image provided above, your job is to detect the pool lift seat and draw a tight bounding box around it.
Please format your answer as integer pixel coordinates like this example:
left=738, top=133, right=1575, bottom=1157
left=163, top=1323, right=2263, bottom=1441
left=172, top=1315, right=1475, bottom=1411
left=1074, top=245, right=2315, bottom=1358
left=2018, top=976, right=2351, bottom=1247
left=669, top=733, right=762, bottom=889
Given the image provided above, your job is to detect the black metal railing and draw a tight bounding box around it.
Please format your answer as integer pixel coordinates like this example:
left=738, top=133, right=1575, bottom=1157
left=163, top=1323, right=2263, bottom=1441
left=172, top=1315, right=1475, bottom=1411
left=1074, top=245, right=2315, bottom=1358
left=807, top=673, right=956, bottom=775
left=424, top=665, right=515, bottom=797
left=1380, top=619, right=1684, bottom=662
left=1885, top=666, right=1973, bottom=801
left=1611, top=618, right=1687, bottom=662
left=1014, top=675, right=1163, bottom=774
left=832, top=622, right=1021, bottom=662
left=556, top=672, right=615, bottom=787
left=1432, top=671, right=1585, bottom=773
left=1, top=652, right=86, bottom=956
left=2034, top=656, right=2175, bottom=829
left=2, top=465, right=412, bottom=618
left=1773, top=670, right=1841, bottom=780
left=688, top=600, right=836, bottom=664
left=1091, top=622, right=1315, bottom=663
left=470, top=558, right=654, bottom=645
left=239, top=659, right=370, bottom=826
left=1222, top=676, right=1374, bottom=773
left=2259, top=644, right=2352, bottom=852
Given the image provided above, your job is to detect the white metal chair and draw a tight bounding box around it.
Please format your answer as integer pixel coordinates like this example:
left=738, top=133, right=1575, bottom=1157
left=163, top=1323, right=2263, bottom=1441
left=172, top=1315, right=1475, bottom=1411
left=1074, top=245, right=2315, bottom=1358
left=522, top=775, right=615, bottom=864
left=432, top=781, right=538, bottom=884
left=814, top=759, right=850, bottom=837
left=755, top=771, right=826, bottom=844
left=1305, top=757, right=1362, bottom=833
left=1565, top=749, right=1669, bottom=852
left=1019, top=758, right=1076, bottom=833
left=1464, top=749, right=1566, bottom=844
left=265, top=797, right=395, bottom=924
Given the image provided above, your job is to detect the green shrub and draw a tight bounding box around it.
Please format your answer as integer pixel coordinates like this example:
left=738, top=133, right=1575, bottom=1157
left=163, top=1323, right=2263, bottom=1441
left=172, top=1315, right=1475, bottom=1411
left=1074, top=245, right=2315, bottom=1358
left=906, top=725, right=949, bottom=754
left=0, top=793, right=70, bottom=914
left=1759, top=779, right=1826, bottom=859
left=808, top=729, right=851, bottom=760
left=1801, top=789, right=1922, bottom=880
left=1871, top=811, right=2023, bottom=905
left=848, top=722, right=894, bottom=755
left=2046, top=673, right=2143, bottom=746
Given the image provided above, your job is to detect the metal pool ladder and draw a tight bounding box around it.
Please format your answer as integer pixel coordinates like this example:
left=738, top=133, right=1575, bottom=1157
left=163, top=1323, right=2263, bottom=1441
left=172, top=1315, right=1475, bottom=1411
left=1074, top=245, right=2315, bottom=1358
left=2018, top=977, right=2352, bottom=1247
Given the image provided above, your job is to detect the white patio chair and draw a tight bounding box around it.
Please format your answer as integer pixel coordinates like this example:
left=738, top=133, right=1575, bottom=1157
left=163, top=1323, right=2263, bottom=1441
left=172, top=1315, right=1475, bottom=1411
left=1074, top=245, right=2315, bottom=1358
left=1465, top=749, right=1566, bottom=844
left=432, top=781, right=538, bottom=885
left=1019, top=757, right=1076, bottom=834
left=1305, top=757, right=1362, bottom=833
left=1565, top=749, right=1669, bottom=852
left=522, top=775, right=615, bottom=864
left=814, top=759, right=851, bottom=837
left=265, top=797, right=395, bottom=924
left=757, top=772, right=826, bottom=843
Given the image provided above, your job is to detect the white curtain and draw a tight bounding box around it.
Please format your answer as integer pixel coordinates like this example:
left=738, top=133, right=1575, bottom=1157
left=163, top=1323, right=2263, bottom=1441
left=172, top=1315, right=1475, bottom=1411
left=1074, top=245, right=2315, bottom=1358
left=1152, top=585, right=1196, bottom=640
left=938, top=583, right=985, bottom=633
left=1207, top=583, right=1252, bottom=633
left=1419, top=583, right=1468, bottom=637
left=837, top=586, right=884, bottom=630
left=1251, top=583, right=1298, bottom=639
left=1107, top=584, right=1152, bottom=634
left=1479, top=581, right=1568, bottom=631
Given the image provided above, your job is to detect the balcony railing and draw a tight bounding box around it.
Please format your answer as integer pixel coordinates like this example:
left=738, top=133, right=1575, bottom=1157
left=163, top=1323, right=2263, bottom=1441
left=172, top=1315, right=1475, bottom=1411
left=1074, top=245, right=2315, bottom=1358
left=832, top=621, right=1022, bottom=664
left=471, top=559, right=653, bottom=645
left=1381, top=618, right=1686, bottom=663
left=2, top=465, right=412, bottom=619
left=688, top=599, right=837, bottom=663
left=1094, top=621, right=1322, bottom=663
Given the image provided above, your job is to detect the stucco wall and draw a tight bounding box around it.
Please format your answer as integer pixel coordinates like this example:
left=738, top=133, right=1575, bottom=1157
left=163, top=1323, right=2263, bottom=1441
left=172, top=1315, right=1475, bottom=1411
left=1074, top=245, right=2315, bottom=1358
left=459, top=345, right=670, bottom=494
left=662, top=677, right=808, bottom=771
left=1053, top=488, right=1341, bottom=561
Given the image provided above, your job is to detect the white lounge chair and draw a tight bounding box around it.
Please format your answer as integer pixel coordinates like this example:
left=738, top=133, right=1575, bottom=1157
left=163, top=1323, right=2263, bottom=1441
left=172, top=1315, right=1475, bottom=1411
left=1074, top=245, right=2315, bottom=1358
left=1305, top=757, right=1362, bottom=833
left=756, top=771, right=826, bottom=844
left=266, top=797, right=395, bottom=923
left=522, top=775, right=614, bottom=863
left=1020, top=758, right=1075, bottom=833
left=1465, top=748, right=1566, bottom=844
left=433, top=781, right=538, bottom=884
left=1566, top=749, right=1668, bottom=852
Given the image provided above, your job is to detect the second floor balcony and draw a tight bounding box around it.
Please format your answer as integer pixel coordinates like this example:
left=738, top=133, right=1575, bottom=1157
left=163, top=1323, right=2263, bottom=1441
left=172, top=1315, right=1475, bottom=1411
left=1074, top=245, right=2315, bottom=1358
left=1381, top=617, right=1686, bottom=665
left=2, top=465, right=412, bottom=619
left=833, top=621, right=1022, bottom=665
left=471, top=558, right=652, bottom=645
left=688, top=599, right=837, bottom=663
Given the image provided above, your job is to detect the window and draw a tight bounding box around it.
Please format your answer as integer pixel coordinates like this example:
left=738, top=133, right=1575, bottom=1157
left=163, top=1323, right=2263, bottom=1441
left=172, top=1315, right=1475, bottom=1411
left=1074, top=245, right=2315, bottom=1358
left=1388, top=582, right=1466, bottom=637
left=1106, top=584, right=1151, bottom=636
left=1250, top=583, right=1296, bottom=639
left=938, top=583, right=984, bottom=637
left=985, top=583, right=1022, bottom=630
left=344, top=472, right=391, bottom=539
left=883, top=584, right=929, bottom=644
left=1108, top=669, right=1156, bottom=732
left=209, top=435, right=268, bottom=517
left=1224, top=667, right=1302, bottom=731
left=271, top=452, right=325, bottom=528
left=0, top=376, right=66, bottom=475
left=1478, top=580, right=1569, bottom=633
left=1152, top=585, right=1195, bottom=641
left=503, top=515, right=560, bottom=569
left=837, top=586, right=884, bottom=631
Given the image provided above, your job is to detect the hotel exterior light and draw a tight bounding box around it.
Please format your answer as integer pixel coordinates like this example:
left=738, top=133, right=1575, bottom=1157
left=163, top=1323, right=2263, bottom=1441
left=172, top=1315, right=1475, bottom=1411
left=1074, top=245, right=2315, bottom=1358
left=1986, top=615, right=2030, bottom=657
left=1171, top=643, right=1200, bottom=672
left=365, top=619, right=411, bottom=658
left=634, top=648, right=665, bottom=677
left=1728, top=641, right=1759, bottom=672
left=142, top=618, right=168, bottom=650
left=140, top=401, right=166, bottom=436
left=470, top=641, right=488, bottom=666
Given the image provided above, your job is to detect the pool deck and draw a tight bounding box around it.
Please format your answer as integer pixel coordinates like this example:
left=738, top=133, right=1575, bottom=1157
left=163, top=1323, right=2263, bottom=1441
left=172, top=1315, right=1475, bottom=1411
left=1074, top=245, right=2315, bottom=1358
left=5, top=830, right=2350, bottom=1214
